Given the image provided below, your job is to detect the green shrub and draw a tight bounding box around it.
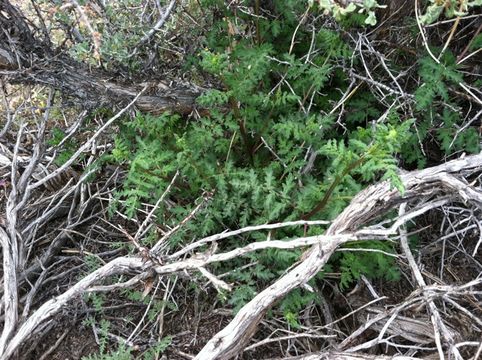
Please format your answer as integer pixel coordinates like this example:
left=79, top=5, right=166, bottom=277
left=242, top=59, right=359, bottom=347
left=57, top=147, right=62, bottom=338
left=107, top=0, right=479, bottom=321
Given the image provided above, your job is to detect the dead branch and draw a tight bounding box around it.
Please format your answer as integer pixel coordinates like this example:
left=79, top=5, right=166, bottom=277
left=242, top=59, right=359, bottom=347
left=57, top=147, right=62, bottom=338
left=0, top=1, right=202, bottom=115
left=0, top=151, right=481, bottom=358
left=195, top=152, right=482, bottom=359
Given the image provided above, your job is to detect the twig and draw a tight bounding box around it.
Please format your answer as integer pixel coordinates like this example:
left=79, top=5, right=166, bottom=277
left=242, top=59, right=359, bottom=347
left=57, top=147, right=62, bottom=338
left=449, top=109, right=481, bottom=150
left=198, top=267, right=232, bottom=292
left=438, top=14, right=461, bottom=60
left=168, top=219, right=330, bottom=260
left=398, top=203, right=461, bottom=360
left=136, top=0, right=176, bottom=48
left=28, top=86, right=147, bottom=191
left=136, top=170, right=180, bottom=240
left=457, top=20, right=482, bottom=63
left=38, top=329, right=70, bottom=360
left=415, top=0, right=440, bottom=64
left=69, top=0, right=101, bottom=61
left=126, top=278, right=162, bottom=343
left=151, top=192, right=212, bottom=254
left=244, top=333, right=335, bottom=352
left=195, top=152, right=482, bottom=359
left=1, top=257, right=148, bottom=360
left=0, top=80, right=15, bottom=139
left=458, top=82, right=482, bottom=105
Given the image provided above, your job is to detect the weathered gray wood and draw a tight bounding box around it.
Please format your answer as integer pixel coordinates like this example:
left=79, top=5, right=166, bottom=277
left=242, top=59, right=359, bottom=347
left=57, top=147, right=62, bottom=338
left=195, top=153, right=482, bottom=359
left=0, top=1, right=202, bottom=115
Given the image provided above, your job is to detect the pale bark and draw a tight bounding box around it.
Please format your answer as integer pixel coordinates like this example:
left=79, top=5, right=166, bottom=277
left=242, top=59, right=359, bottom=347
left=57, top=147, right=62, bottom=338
left=195, top=153, right=482, bottom=359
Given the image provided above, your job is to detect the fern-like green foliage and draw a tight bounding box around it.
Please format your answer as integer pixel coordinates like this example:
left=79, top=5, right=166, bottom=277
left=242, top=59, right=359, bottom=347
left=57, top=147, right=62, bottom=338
left=414, top=53, right=462, bottom=111
left=108, top=0, right=417, bottom=322
left=403, top=51, right=479, bottom=167
left=47, top=127, right=79, bottom=166
left=334, top=241, right=400, bottom=290
left=436, top=109, right=479, bottom=155
left=82, top=336, right=171, bottom=360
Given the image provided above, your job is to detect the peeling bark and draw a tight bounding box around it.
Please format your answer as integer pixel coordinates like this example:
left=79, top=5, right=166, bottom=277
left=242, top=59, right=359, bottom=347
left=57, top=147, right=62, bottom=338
left=0, top=0, right=202, bottom=115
